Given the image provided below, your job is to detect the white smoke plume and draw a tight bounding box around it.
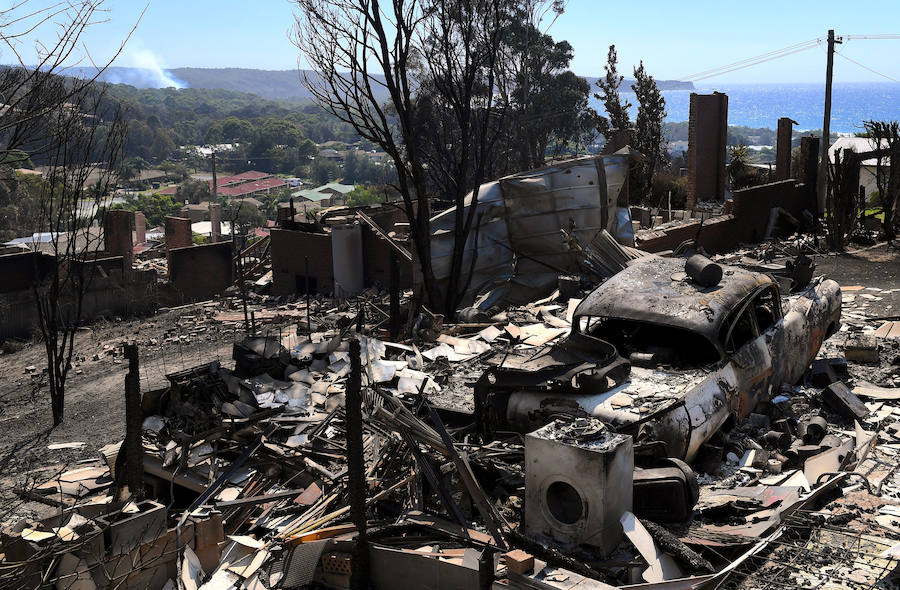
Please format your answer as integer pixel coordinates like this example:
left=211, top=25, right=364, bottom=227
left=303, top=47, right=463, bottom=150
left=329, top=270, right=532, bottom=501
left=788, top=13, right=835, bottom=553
left=105, top=42, right=186, bottom=89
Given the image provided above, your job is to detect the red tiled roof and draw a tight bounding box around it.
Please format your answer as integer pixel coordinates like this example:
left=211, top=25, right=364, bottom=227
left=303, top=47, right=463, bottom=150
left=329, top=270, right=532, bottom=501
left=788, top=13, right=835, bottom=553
left=208, top=170, right=272, bottom=190
left=162, top=171, right=281, bottom=198
left=232, top=170, right=271, bottom=181
left=218, top=177, right=287, bottom=197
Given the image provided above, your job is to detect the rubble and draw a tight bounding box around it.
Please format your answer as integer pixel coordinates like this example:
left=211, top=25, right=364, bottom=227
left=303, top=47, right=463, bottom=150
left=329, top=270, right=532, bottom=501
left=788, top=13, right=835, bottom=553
left=3, top=198, right=900, bottom=589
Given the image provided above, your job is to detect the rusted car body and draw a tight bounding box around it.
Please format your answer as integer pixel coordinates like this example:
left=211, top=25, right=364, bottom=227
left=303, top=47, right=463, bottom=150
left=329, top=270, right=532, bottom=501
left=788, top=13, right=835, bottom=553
left=475, top=257, right=841, bottom=461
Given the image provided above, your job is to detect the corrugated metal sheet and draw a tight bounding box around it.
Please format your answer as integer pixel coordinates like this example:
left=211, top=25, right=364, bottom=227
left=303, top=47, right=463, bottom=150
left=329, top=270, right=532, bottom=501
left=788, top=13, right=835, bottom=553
left=426, top=154, right=632, bottom=307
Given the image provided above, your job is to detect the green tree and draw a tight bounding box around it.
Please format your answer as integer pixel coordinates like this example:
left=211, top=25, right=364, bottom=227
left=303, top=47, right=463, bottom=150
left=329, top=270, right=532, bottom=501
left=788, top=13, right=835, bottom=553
left=160, top=160, right=191, bottom=182
left=226, top=200, right=266, bottom=237
left=177, top=178, right=211, bottom=205
left=631, top=61, right=667, bottom=202
left=118, top=192, right=183, bottom=227
left=150, top=132, right=176, bottom=161
left=311, top=157, right=338, bottom=185
left=593, top=47, right=668, bottom=204
left=498, top=5, right=594, bottom=171
left=593, top=45, right=633, bottom=143
left=342, top=150, right=385, bottom=184
left=120, top=156, right=150, bottom=185
left=346, top=185, right=387, bottom=206
left=0, top=167, right=43, bottom=241
left=727, top=145, right=755, bottom=191
left=0, top=149, right=34, bottom=168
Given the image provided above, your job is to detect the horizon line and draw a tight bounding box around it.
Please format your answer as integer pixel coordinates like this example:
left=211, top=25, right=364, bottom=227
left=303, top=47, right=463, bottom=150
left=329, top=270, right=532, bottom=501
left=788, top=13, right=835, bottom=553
left=30, top=64, right=897, bottom=86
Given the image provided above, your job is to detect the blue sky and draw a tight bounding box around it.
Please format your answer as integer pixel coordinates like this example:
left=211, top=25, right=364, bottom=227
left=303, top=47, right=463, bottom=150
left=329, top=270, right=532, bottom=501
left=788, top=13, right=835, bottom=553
left=14, top=0, right=900, bottom=84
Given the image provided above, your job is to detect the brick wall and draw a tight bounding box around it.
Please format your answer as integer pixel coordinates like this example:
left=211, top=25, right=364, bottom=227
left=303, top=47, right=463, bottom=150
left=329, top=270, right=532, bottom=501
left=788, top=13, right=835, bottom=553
left=0, top=257, right=158, bottom=340
left=775, top=118, right=794, bottom=181
left=164, top=242, right=233, bottom=305
left=732, top=179, right=815, bottom=242
left=637, top=180, right=814, bottom=254
left=104, top=209, right=134, bottom=266
left=0, top=252, right=53, bottom=293
left=270, top=228, right=335, bottom=296
left=164, top=216, right=192, bottom=251
left=361, top=224, right=413, bottom=290
left=687, top=93, right=728, bottom=208
left=179, top=207, right=206, bottom=223
left=209, top=204, right=222, bottom=243
left=636, top=215, right=740, bottom=254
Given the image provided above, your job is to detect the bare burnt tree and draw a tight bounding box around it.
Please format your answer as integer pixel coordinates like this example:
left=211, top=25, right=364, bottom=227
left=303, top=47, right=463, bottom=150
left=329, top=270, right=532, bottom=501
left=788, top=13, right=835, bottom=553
left=33, top=87, right=126, bottom=426
left=863, top=120, right=900, bottom=242
left=0, top=1, right=134, bottom=164
left=292, top=0, right=508, bottom=316
left=413, top=0, right=507, bottom=314
left=0, top=1, right=133, bottom=425
left=826, top=147, right=860, bottom=251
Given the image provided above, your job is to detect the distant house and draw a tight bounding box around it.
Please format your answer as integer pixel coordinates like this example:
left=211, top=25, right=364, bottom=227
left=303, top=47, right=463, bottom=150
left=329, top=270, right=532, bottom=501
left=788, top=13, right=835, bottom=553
left=212, top=172, right=286, bottom=198
left=180, top=202, right=212, bottom=223
left=160, top=170, right=286, bottom=201
left=233, top=197, right=263, bottom=209
left=217, top=177, right=286, bottom=198
left=317, top=149, right=345, bottom=163
left=293, top=183, right=356, bottom=208
left=191, top=221, right=232, bottom=239
left=293, top=189, right=336, bottom=208
left=828, top=137, right=891, bottom=200
left=4, top=227, right=105, bottom=254
left=316, top=183, right=355, bottom=205
left=136, top=169, right=167, bottom=183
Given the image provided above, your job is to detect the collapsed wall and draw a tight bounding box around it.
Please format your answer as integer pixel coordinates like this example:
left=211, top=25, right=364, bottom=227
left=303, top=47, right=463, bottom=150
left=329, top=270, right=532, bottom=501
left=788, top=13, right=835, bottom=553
left=425, top=154, right=634, bottom=309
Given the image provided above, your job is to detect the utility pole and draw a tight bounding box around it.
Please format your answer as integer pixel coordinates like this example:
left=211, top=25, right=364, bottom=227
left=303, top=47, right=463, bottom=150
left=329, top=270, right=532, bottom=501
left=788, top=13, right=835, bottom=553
left=210, top=151, right=219, bottom=242
left=211, top=150, right=218, bottom=199
left=817, top=29, right=841, bottom=215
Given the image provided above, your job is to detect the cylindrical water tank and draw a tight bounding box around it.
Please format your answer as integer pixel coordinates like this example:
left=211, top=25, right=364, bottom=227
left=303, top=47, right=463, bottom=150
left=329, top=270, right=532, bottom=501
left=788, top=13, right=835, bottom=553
left=685, top=254, right=722, bottom=287
left=331, top=222, right=364, bottom=298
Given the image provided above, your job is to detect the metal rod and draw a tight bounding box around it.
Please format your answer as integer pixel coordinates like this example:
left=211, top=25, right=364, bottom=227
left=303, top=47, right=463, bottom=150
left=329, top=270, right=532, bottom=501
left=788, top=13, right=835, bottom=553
left=305, top=256, right=311, bottom=334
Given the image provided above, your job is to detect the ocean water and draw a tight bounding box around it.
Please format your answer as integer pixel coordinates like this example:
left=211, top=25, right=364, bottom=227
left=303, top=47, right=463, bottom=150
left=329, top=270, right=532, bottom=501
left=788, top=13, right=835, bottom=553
left=594, top=82, right=900, bottom=133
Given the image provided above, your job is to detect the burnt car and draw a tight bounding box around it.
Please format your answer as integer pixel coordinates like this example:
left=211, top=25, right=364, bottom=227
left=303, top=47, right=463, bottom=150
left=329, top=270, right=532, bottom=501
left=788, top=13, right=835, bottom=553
left=475, top=256, right=841, bottom=461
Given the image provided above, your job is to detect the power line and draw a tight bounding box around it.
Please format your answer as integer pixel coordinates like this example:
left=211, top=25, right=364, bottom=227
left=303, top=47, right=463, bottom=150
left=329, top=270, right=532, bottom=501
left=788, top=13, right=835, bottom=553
left=687, top=44, right=823, bottom=82
left=844, top=34, right=900, bottom=41
left=682, top=37, right=821, bottom=80
left=680, top=33, right=900, bottom=83
left=833, top=49, right=900, bottom=83
left=681, top=37, right=823, bottom=81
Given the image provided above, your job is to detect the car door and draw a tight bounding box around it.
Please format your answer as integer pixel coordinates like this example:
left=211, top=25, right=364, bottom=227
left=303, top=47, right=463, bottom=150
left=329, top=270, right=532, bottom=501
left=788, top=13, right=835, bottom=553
left=723, top=286, right=781, bottom=420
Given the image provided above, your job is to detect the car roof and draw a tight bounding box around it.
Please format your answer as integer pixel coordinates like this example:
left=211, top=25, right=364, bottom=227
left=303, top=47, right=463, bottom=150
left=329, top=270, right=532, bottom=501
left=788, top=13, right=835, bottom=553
left=573, top=256, right=777, bottom=343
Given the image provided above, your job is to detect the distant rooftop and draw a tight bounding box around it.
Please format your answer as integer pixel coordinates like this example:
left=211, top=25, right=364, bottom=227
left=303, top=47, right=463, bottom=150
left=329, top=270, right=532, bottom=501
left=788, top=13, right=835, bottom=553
left=294, top=189, right=333, bottom=202
left=828, top=136, right=891, bottom=167
left=316, top=182, right=355, bottom=194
